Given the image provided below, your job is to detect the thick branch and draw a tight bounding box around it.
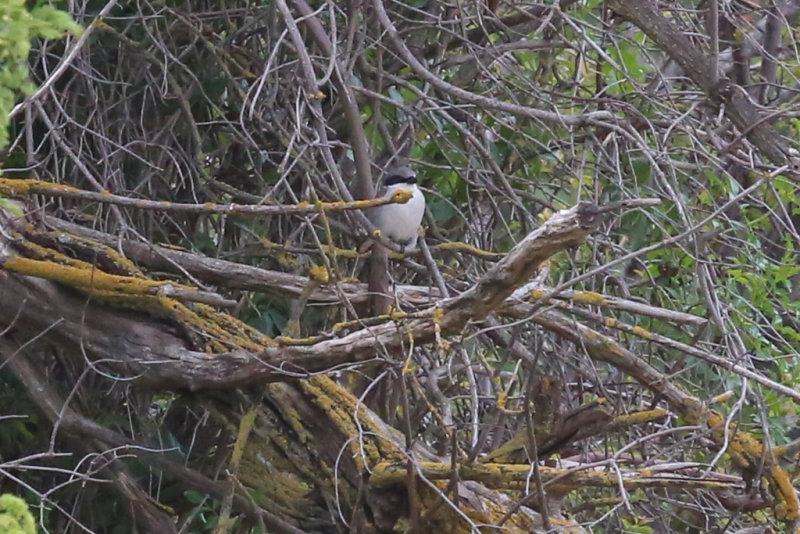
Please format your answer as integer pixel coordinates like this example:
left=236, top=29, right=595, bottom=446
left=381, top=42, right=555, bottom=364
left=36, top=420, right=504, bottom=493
left=1, top=203, right=598, bottom=389
left=369, top=460, right=741, bottom=493
left=45, top=217, right=438, bottom=306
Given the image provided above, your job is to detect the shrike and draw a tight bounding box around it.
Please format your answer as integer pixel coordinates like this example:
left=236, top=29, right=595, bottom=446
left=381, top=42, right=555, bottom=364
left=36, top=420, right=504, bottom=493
left=362, top=165, right=425, bottom=253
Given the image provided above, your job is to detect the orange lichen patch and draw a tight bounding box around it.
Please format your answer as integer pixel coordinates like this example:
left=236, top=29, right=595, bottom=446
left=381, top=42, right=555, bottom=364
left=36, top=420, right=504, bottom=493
left=773, top=444, right=788, bottom=458
left=296, top=201, right=310, bottom=208
left=373, top=462, right=500, bottom=488
left=701, top=410, right=800, bottom=520
left=320, top=244, right=361, bottom=259
left=530, top=289, right=548, bottom=300
left=771, top=465, right=799, bottom=520
left=705, top=412, right=756, bottom=466
left=432, top=306, right=444, bottom=342
left=404, top=323, right=416, bottom=345
left=308, top=264, right=329, bottom=283
left=548, top=518, right=586, bottom=534
left=630, top=326, right=653, bottom=340
left=495, top=391, right=522, bottom=415
left=683, top=398, right=703, bottom=412
left=157, top=297, right=228, bottom=352
left=596, top=295, right=704, bottom=342
left=275, top=334, right=320, bottom=346
left=157, top=243, right=190, bottom=251
left=268, top=248, right=301, bottom=270
left=0, top=178, right=80, bottom=196
left=609, top=409, right=668, bottom=427
left=709, top=391, right=735, bottom=404
left=383, top=308, right=408, bottom=322
left=571, top=291, right=607, bottom=305
left=401, top=357, right=418, bottom=375
left=330, top=317, right=358, bottom=333
left=531, top=288, right=609, bottom=307
left=314, top=199, right=362, bottom=212
left=434, top=241, right=503, bottom=259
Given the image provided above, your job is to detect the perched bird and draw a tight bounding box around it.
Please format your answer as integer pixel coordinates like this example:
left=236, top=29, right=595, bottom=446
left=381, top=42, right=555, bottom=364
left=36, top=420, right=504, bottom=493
left=361, top=165, right=425, bottom=253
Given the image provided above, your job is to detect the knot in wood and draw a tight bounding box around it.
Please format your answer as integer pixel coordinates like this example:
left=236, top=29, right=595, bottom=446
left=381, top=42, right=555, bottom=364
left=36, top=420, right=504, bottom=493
left=576, top=202, right=602, bottom=229
left=710, top=78, right=733, bottom=103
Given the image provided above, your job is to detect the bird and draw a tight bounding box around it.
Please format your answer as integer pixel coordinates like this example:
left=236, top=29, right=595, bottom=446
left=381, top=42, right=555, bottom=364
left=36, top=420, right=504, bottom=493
left=361, top=165, right=425, bottom=254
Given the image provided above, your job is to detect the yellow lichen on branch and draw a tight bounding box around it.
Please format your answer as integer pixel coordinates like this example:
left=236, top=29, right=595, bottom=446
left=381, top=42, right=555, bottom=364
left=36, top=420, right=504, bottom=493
left=570, top=290, right=607, bottom=306
left=13, top=229, right=143, bottom=277
left=770, top=465, right=799, bottom=520
left=533, top=310, right=799, bottom=524
left=608, top=409, right=668, bottom=430
left=0, top=178, right=80, bottom=195
left=186, top=301, right=275, bottom=350
left=530, top=288, right=607, bottom=307
left=701, top=410, right=800, bottom=520
left=432, top=241, right=504, bottom=259
left=301, top=376, right=404, bottom=468
left=0, top=177, right=405, bottom=216
left=2, top=250, right=275, bottom=353
left=3, top=256, right=186, bottom=294
left=369, top=461, right=738, bottom=493
left=308, top=264, right=329, bottom=283
left=389, top=189, right=412, bottom=204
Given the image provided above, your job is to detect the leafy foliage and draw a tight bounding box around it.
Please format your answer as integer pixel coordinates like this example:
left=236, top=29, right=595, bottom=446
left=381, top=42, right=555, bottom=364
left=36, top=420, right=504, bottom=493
left=0, top=494, right=35, bottom=534
left=0, top=0, right=81, bottom=149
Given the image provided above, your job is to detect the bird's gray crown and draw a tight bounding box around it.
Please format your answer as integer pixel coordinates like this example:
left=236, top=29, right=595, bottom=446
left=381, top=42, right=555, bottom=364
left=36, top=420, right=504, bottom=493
left=382, top=166, right=417, bottom=186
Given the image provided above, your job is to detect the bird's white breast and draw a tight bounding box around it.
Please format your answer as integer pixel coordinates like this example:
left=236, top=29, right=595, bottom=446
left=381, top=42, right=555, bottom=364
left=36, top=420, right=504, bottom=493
left=371, top=183, right=425, bottom=246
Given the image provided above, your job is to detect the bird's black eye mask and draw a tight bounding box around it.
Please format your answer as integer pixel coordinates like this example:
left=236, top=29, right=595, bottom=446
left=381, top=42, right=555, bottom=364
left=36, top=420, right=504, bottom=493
left=383, top=174, right=417, bottom=186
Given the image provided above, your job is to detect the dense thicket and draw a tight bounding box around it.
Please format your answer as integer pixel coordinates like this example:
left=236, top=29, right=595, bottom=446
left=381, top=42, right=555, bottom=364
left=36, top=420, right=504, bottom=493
left=3, top=1, right=800, bottom=532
